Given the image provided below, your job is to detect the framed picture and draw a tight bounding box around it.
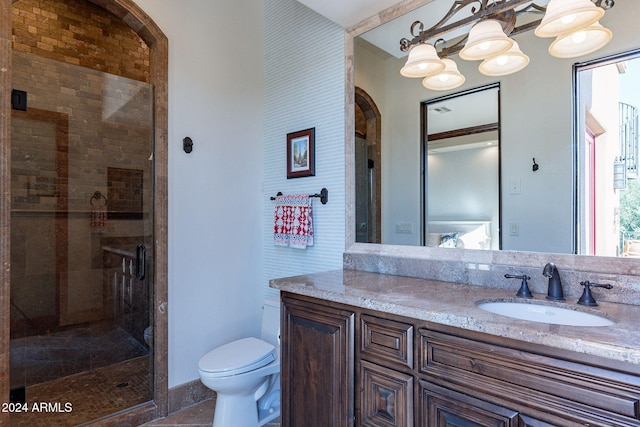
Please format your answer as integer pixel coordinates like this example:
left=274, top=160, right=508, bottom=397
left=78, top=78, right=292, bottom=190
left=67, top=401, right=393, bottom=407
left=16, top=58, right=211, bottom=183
left=287, top=127, right=315, bottom=179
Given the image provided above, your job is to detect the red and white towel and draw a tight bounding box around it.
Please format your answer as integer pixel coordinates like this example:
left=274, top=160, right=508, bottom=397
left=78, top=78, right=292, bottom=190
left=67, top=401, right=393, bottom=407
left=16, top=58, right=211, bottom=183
left=90, top=205, right=107, bottom=233
left=273, top=194, right=314, bottom=249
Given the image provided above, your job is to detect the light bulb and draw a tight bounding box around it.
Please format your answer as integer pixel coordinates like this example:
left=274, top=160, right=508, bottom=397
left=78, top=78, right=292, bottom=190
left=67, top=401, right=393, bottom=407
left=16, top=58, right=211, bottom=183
left=438, top=74, right=449, bottom=82
left=479, top=41, right=492, bottom=51
left=496, top=55, right=509, bottom=66
left=561, top=13, right=576, bottom=25
left=418, top=63, right=428, bottom=70
left=571, top=30, right=587, bottom=44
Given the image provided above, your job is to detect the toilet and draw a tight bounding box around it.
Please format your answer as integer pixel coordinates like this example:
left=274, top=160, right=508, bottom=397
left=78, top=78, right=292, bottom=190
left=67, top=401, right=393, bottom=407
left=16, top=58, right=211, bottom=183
left=143, top=326, right=152, bottom=347
left=198, top=298, right=280, bottom=427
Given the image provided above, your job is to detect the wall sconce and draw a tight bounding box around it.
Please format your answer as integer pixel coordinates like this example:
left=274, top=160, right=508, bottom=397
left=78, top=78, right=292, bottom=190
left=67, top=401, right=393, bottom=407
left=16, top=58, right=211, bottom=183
left=399, top=0, right=614, bottom=90
left=613, top=157, right=626, bottom=190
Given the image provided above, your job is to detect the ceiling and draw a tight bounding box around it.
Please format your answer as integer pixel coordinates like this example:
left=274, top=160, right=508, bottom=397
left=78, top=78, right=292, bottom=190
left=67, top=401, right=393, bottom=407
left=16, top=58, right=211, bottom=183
left=297, top=0, right=551, bottom=59
left=295, top=0, right=402, bottom=28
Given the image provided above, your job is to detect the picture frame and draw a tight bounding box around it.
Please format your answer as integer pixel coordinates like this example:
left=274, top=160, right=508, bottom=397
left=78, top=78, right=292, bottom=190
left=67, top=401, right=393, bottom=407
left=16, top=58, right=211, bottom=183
left=286, top=127, right=315, bottom=179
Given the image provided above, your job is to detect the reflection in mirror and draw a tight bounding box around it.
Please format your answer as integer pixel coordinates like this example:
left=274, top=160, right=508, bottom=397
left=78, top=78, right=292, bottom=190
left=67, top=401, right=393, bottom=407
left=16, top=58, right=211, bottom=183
left=355, top=88, right=381, bottom=243
left=423, top=84, right=501, bottom=250
left=576, top=50, right=640, bottom=257
left=352, top=0, right=636, bottom=256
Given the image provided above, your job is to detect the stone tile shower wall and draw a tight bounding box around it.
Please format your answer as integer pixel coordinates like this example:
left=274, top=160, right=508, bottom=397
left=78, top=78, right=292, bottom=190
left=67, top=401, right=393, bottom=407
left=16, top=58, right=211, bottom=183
left=10, top=0, right=153, bottom=332
left=12, top=0, right=149, bottom=83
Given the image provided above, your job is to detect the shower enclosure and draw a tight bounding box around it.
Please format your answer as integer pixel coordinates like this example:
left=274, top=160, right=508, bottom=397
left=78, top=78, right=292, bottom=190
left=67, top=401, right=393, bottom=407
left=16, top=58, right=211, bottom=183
left=9, top=48, right=154, bottom=424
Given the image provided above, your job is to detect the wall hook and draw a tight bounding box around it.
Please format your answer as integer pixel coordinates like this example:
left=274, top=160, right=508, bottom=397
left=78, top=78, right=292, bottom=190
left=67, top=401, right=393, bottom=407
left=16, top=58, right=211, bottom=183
left=183, top=136, right=193, bottom=154
left=532, top=158, right=539, bottom=172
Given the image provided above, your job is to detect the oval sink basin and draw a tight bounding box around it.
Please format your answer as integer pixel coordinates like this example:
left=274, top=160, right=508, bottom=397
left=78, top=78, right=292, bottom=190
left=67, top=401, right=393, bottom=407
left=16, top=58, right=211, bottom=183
left=477, top=300, right=615, bottom=327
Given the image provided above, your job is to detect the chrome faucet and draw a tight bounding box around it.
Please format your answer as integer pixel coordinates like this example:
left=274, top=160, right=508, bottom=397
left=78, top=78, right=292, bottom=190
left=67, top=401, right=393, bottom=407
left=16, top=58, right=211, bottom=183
left=543, top=262, right=565, bottom=301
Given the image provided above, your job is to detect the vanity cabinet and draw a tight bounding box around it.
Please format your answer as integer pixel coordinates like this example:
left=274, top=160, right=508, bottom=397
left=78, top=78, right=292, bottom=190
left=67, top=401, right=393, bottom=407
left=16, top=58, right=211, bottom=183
left=280, top=292, right=640, bottom=427
left=280, top=294, right=355, bottom=427
left=359, top=314, right=415, bottom=426
left=420, top=328, right=640, bottom=426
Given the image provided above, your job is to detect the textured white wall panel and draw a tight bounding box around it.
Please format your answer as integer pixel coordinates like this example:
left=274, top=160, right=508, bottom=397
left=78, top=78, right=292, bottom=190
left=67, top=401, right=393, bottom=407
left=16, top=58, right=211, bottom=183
left=263, top=0, right=346, bottom=298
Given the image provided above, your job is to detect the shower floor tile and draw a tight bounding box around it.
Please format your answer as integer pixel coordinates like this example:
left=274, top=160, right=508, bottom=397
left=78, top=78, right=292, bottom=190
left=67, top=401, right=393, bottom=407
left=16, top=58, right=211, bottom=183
left=10, top=356, right=150, bottom=427
left=10, top=320, right=148, bottom=388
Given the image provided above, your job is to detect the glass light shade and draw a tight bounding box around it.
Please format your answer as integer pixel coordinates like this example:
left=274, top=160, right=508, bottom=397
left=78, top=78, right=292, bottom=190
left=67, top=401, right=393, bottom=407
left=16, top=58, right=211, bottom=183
left=459, top=19, right=514, bottom=61
left=400, top=43, right=445, bottom=78
left=479, top=41, right=530, bottom=76
left=549, top=22, right=612, bottom=58
left=422, top=58, right=465, bottom=91
left=535, top=0, right=604, bottom=38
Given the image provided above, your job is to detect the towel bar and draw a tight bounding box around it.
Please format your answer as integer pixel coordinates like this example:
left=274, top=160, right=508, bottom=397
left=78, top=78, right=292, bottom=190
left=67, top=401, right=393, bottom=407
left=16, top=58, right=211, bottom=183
left=90, top=191, right=107, bottom=206
left=270, top=187, right=328, bottom=205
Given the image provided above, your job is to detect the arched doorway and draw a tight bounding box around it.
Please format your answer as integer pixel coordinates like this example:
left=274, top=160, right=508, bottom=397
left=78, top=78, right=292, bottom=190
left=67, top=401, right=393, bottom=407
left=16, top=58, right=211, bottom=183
left=355, top=87, right=381, bottom=243
left=0, top=0, right=168, bottom=424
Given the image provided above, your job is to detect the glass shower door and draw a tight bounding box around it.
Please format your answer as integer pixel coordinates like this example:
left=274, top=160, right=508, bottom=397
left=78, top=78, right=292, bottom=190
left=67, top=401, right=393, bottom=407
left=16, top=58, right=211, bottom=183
left=10, top=50, right=154, bottom=424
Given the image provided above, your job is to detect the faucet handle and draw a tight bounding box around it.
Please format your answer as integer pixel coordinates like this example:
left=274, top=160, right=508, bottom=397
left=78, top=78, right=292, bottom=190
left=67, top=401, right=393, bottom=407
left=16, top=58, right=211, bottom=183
left=505, top=274, right=533, bottom=298
left=578, top=281, right=613, bottom=306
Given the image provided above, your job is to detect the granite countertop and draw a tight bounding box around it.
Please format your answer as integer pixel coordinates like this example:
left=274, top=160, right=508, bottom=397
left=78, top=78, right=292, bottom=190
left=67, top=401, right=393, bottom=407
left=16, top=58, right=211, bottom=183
left=269, top=269, right=640, bottom=367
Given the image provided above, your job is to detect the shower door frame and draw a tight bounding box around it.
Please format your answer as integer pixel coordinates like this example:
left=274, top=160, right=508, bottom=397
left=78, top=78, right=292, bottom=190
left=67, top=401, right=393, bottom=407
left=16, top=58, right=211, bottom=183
left=0, top=0, right=169, bottom=424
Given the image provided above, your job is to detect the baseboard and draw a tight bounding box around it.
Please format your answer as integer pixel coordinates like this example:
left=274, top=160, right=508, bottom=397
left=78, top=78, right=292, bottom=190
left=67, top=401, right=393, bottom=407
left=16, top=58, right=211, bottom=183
left=168, top=378, right=215, bottom=415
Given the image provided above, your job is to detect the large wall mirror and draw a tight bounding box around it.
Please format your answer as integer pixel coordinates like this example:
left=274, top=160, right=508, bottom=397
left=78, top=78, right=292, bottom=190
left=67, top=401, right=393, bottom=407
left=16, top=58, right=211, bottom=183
left=348, top=0, right=640, bottom=262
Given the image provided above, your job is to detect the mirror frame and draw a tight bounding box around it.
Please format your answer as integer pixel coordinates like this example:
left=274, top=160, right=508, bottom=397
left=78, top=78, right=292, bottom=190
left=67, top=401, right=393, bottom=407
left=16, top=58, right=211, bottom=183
left=344, top=0, right=639, bottom=275
left=421, top=83, right=502, bottom=249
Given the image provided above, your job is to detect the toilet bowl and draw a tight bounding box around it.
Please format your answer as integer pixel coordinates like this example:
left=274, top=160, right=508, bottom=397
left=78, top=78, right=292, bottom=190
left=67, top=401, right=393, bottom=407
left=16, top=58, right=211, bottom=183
left=143, top=326, right=152, bottom=347
left=198, top=298, right=281, bottom=427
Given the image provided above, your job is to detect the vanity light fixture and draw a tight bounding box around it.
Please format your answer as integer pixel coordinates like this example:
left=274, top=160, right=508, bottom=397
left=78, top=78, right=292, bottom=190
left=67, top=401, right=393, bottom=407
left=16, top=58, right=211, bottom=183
left=535, top=0, right=612, bottom=58
left=547, top=21, right=612, bottom=58
left=479, top=40, right=530, bottom=76
left=459, top=19, right=514, bottom=61
left=423, top=57, right=466, bottom=90
left=400, top=42, right=445, bottom=78
left=534, top=0, right=605, bottom=38
left=399, top=0, right=614, bottom=90
left=422, top=39, right=466, bottom=90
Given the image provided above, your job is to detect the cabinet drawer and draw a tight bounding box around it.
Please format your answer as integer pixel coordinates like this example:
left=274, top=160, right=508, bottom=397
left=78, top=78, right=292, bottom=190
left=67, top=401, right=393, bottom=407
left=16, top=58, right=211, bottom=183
left=420, top=329, right=640, bottom=426
left=361, top=314, right=413, bottom=369
left=420, top=380, right=519, bottom=427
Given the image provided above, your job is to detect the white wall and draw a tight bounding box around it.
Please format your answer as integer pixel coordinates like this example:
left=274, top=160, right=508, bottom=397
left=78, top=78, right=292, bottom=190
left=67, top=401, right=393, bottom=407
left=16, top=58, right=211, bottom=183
left=133, top=0, right=265, bottom=388
left=262, top=0, right=346, bottom=298
left=428, top=146, right=500, bottom=248
left=133, top=0, right=345, bottom=388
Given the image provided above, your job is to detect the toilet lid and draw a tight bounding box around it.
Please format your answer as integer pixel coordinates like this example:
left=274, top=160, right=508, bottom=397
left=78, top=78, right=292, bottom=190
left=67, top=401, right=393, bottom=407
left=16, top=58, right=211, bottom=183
left=199, top=337, right=275, bottom=375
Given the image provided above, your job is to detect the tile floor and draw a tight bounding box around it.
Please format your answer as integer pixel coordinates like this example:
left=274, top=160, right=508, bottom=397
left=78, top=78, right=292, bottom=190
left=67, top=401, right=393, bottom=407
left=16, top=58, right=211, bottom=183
left=10, top=356, right=150, bottom=426
left=9, top=321, right=151, bottom=426
left=10, top=321, right=149, bottom=388
left=142, top=400, right=281, bottom=426
left=10, top=321, right=281, bottom=426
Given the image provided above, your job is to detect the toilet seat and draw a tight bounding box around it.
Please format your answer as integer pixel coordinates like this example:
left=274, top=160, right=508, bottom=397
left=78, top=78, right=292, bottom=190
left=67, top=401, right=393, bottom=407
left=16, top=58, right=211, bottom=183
left=199, top=337, right=275, bottom=376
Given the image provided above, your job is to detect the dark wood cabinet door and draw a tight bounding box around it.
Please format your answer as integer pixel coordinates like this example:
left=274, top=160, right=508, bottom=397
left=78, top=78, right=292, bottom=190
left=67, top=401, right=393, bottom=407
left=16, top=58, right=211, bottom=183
left=360, top=360, right=413, bottom=426
left=281, top=295, right=355, bottom=427
left=420, top=381, right=519, bottom=427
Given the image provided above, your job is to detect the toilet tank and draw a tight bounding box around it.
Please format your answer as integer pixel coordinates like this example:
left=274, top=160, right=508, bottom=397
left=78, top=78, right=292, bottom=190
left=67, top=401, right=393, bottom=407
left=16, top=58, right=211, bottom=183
left=261, top=297, right=280, bottom=347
